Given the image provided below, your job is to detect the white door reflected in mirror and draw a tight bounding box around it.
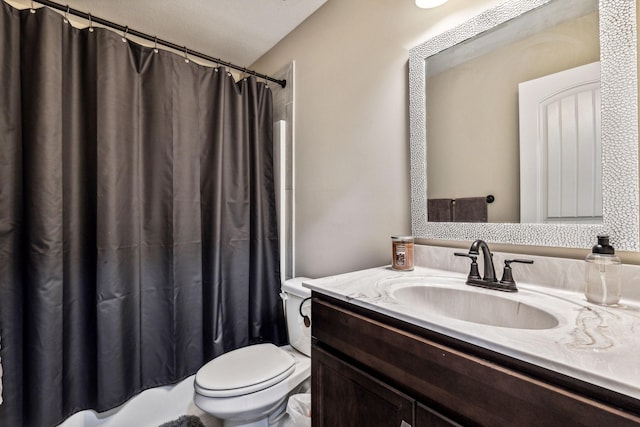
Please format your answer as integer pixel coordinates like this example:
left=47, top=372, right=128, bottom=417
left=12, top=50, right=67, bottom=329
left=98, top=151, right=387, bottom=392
left=519, top=62, right=602, bottom=224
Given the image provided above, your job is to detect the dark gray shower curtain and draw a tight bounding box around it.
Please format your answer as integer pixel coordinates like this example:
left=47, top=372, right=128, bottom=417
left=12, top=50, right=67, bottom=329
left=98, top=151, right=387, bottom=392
left=0, top=4, right=285, bottom=427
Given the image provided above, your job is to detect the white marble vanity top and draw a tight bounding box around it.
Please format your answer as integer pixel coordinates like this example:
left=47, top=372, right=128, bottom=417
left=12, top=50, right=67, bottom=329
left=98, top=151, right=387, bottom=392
left=303, top=265, right=640, bottom=401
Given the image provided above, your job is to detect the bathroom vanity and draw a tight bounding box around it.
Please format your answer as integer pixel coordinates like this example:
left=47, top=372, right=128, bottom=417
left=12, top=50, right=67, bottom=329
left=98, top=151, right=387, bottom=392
left=326, top=0, right=640, bottom=423
left=306, top=266, right=640, bottom=426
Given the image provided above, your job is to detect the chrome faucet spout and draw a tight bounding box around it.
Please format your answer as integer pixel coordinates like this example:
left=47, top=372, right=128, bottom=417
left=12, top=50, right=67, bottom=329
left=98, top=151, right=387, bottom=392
left=469, top=239, right=496, bottom=282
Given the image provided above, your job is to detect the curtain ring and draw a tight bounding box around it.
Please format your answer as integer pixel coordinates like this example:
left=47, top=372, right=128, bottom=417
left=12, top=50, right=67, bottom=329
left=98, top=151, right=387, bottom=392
left=88, top=13, right=94, bottom=32
left=183, top=46, right=189, bottom=63
left=153, top=36, right=159, bottom=54
left=121, top=26, right=128, bottom=43
left=63, top=5, right=70, bottom=23
left=30, top=0, right=36, bottom=13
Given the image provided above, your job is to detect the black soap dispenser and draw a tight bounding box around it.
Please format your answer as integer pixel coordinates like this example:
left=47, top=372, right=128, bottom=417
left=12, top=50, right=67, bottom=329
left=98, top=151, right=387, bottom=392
left=584, top=235, right=622, bottom=305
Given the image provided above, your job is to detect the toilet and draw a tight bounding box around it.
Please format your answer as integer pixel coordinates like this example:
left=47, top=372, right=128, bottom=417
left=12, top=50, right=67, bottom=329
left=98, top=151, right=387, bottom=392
left=193, top=277, right=312, bottom=427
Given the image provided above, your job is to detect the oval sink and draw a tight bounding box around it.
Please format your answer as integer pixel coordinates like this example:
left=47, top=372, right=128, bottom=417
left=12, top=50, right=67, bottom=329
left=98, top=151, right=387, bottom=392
left=390, top=284, right=559, bottom=330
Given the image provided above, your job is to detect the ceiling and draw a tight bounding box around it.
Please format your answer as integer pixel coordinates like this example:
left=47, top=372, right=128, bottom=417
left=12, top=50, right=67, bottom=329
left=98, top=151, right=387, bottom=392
left=11, top=0, right=327, bottom=68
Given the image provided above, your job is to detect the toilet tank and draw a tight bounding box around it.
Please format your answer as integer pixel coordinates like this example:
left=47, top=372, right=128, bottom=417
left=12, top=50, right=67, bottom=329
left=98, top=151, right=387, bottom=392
left=281, top=277, right=312, bottom=357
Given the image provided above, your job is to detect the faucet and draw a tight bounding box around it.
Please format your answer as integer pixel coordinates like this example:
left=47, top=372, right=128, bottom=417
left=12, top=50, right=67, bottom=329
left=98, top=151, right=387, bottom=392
left=455, top=240, right=533, bottom=292
left=469, top=239, right=496, bottom=283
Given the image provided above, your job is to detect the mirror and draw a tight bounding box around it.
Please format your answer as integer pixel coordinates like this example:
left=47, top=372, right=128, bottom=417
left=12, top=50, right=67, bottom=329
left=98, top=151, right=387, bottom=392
left=427, top=0, right=599, bottom=224
left=409, top=0, right=639, bottom=250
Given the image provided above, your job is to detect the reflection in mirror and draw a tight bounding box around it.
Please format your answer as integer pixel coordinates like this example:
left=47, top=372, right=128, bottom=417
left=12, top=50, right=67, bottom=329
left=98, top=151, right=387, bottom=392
left=409, top=0, right=639, bottom=250
left=519, top=61, right=602, bottom=224
left=425, top=0, right=599, bottom=224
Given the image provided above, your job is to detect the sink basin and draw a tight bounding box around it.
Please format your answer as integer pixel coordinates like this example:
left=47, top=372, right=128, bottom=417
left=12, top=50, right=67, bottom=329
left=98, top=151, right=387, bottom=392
left=389, top=281, right=559, bottom=330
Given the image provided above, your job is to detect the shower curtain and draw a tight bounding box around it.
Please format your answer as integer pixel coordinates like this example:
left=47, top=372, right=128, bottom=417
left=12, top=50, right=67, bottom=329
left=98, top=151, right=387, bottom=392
left=0, top=4, right=285, bottom=427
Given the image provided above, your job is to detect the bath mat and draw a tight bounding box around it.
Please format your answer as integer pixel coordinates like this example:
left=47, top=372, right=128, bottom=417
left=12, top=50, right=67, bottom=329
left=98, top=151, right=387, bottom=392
left=159, top=415, right=206, bottom=427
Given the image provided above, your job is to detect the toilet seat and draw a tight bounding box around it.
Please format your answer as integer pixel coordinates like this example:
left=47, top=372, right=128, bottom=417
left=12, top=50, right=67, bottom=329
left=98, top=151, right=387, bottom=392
left=195, top=343, right=296, bottom=398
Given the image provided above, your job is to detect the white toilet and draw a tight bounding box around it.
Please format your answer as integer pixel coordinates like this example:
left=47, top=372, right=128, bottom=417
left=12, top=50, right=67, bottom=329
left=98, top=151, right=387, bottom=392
left=193, top=277, right=312, bottom=427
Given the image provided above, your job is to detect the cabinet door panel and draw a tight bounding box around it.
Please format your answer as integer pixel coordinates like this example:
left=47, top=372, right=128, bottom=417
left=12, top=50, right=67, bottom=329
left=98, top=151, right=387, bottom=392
left=312, top=345, right=414, bottom=427
left=416, top=404, right=462, bottom=427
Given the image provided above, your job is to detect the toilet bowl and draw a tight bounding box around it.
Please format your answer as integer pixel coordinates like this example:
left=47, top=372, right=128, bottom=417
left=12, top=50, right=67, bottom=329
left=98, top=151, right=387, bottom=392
left=193, top=277, right=312, bottom=427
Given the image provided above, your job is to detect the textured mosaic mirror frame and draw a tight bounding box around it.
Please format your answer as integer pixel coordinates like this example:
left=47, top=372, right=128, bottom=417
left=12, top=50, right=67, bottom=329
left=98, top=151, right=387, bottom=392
left=409, top=0, right=639, bottom=251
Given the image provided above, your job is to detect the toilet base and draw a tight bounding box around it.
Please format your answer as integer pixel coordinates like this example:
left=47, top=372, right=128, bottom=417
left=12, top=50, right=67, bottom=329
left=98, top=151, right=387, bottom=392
left=194, top=347, right=310, bottom=427
left=211, top=379, right=310, bottom=427
left=221, top=397, right=286, bottom=427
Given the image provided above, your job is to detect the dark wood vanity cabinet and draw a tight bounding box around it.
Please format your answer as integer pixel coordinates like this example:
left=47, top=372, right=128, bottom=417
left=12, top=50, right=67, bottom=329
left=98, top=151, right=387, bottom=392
left=311, top=293, right=640, bottom=427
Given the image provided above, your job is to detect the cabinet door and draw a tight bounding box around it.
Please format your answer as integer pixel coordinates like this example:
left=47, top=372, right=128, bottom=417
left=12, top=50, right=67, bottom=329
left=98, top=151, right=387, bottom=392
left=416, top=403, right=463, bottom=427
left=312, top=345, right=414, bottom=427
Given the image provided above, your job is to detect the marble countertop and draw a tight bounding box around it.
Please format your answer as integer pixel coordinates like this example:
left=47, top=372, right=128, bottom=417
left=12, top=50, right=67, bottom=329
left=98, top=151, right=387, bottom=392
left=303, top=266, right=640, bottom=400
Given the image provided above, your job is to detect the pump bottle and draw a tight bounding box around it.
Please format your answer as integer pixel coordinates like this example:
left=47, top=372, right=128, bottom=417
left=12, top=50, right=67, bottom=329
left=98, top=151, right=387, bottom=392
left=585, top=235, right=621, bottom=305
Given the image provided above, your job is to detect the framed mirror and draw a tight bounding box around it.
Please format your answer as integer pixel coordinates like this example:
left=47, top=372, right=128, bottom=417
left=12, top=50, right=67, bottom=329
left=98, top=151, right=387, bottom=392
left=409, top=0, right=639, bottom=250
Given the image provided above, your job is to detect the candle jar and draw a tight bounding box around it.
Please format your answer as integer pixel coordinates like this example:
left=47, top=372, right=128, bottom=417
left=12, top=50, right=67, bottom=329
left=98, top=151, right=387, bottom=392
left=391, top=236, right=414, bottom=271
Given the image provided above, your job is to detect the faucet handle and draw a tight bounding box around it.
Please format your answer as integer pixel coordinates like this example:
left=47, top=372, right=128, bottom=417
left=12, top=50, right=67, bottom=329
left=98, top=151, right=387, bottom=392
left=500, top=258, right=534, bottom=287
left=454, top=252, right=481, bottom=280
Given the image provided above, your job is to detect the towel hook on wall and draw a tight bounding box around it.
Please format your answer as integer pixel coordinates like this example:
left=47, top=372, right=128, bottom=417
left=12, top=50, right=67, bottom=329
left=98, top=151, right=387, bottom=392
left=486, top=195, right=495, bottom=204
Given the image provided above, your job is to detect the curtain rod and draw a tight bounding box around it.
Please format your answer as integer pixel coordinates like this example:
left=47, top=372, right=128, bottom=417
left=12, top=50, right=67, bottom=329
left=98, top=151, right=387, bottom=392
left=31, top=0, right=287, bottom=88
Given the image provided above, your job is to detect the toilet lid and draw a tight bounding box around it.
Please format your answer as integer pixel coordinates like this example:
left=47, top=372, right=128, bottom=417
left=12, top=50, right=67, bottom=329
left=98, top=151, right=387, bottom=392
left=195, top=343, right=296, bottom=398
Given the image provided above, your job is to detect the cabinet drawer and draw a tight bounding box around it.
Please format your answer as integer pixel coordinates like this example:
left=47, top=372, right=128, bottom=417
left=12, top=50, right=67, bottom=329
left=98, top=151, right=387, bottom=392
left=312, top=296, right=640, bottom=426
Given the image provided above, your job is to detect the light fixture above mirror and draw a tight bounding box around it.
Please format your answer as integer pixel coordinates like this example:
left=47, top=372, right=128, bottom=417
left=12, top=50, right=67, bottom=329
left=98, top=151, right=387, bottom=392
left=416, top=0, right=449, bottom=9
left=408, top=0, right=639, bottom=251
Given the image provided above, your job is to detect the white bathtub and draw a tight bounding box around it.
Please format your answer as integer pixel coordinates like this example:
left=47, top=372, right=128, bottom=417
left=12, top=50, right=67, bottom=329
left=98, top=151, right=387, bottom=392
left=57, top=375, right=221, bottom=427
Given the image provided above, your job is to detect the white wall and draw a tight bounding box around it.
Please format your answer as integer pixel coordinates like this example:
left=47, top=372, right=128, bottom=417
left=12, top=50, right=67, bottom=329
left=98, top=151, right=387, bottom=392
left=252, top=0, right=504, bottom=278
